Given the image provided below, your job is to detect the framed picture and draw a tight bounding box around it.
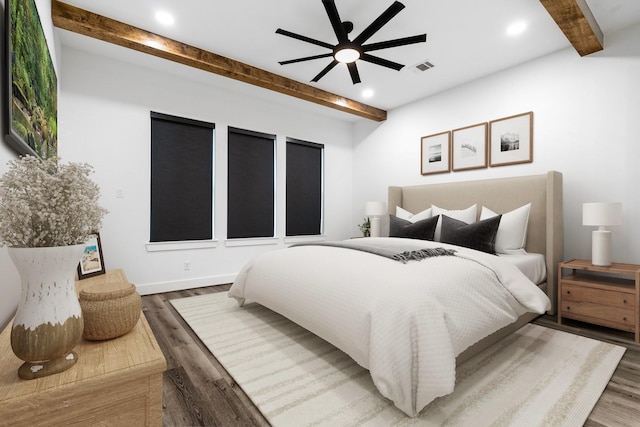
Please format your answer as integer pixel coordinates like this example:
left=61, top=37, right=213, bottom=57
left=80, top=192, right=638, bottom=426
left=420, top=131, right=451, bottom=175
left=77, top=234, right=106, bottom=280
left=489, top=112, right=533, bottom=167
left=452, top=122, right=487, bottom=171
left=4, top=0, right=58, bottom=159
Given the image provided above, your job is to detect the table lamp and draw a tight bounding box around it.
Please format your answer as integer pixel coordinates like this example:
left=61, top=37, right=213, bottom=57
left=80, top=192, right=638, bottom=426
left=365, top=201, right=387, bottom=237
left=582, top=202, right=622, bottom=266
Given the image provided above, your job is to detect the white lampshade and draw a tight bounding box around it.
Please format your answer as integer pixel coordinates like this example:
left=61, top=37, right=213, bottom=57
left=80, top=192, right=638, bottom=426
left=583, top=202, right=622, bottom=226
left=582, top=202, right=622, bottom=266
left=365, top=201, right=387, bottom=216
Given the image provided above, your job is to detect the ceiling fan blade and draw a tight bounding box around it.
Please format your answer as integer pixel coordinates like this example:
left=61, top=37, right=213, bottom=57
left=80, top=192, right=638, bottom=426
left=353, top=1, right=405, bottom=45
left=322, top=0, right=348, bottom=43
left=279, top=53, right=334, bottom=65
left=361, top=53, right=404, bottom=71
left=347, top=62, right=361, bottom=84
left=276, top=28, right=334, bottom=50
left=311, top=60, right=339, bottom=82
left=362, top=34, right=426, bottom=52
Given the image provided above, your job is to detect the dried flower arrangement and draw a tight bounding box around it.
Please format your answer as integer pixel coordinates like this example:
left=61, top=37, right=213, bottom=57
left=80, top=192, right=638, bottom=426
left=0, top=156, right=108, bottom=247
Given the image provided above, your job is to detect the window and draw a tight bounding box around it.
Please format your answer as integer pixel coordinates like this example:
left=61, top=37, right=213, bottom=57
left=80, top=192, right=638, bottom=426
left=286, top=138, right=324, bottom=236
left=150, top=112, right=214, bottom=242
left=227, top=127, right=276, bottom=239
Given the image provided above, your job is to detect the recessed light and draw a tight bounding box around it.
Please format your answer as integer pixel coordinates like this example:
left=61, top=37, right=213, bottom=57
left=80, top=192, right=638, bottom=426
left=362, top=88, right=374, bottom=99
left=155, top=10, right=175, bottom=26
left=506, top=21, right=527, bottom=36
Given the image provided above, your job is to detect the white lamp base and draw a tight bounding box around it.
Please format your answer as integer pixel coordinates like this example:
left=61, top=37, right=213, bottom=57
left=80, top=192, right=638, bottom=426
left=591, top=229, right=612, bottom=266
left=370, top=217, right=381, bottom=238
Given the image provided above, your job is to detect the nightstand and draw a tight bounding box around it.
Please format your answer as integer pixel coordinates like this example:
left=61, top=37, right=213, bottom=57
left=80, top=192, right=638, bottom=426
left=558, top=259, right=640, bottom=342
left=0, top=269, right=166, bottom=426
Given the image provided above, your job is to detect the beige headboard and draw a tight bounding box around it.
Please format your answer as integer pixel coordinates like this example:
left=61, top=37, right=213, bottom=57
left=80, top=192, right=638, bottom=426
left=388, top=171, right=563, bottom=314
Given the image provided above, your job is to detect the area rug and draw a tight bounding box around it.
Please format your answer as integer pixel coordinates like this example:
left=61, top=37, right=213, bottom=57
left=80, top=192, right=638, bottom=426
left=171, top=292, right=625, bottom=427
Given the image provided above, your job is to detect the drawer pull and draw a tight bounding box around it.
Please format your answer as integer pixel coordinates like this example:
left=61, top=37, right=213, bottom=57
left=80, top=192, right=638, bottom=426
left=566, top=290, right=571, bottom=295
left=623, top=299, right=627, bottom=304
left=566, top=306, right=570, bottom=311
left=623, top=317, right=627, bottom=321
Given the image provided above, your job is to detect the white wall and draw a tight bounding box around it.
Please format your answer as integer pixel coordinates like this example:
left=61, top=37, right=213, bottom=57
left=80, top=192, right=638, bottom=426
left=352, top=23, right=640, bottom=264
left=0, top=0, right=59, bottom=329
left=58, top=46, right=354, bottom=295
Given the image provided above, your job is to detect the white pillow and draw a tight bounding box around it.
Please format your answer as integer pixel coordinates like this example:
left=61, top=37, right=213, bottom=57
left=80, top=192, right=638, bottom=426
left=480, top=203, right=531, bottom=254
left=432, top=204, right=477, bottom=241
left=395, top=206, right=432, bottom=223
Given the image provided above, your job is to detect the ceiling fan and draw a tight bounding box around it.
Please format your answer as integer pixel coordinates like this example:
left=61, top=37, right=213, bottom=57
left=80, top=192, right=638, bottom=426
left=276, top=0, right=427, bottom=85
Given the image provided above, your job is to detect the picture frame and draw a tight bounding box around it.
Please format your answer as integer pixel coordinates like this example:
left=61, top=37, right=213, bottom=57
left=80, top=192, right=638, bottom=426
left=77, top=233, right=106, bottom=280
left=452, top=122, right=487, bottom=171
left=4, top=0, right=58, bottom=159
left=420, top=131, right=451, bottom=175
left=489, top=112, right=533, bottom=167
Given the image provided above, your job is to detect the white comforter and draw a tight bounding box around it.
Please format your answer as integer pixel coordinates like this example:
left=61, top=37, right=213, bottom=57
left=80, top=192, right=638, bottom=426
left=228, top=237, right=550, bottom=416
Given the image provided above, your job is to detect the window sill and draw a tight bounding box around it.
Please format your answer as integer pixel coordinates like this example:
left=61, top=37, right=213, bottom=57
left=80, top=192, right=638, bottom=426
left=146, top=240, right=218, bottom=252
left=224, top=237, right=280, bottom=247
left=283, top=235, right=327, bottom=244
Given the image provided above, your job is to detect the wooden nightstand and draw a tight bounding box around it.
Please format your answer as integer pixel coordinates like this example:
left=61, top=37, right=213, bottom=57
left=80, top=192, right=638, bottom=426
left=0, top=269, right=166, bottom=426
left=558, top=259, right=640, bottom=342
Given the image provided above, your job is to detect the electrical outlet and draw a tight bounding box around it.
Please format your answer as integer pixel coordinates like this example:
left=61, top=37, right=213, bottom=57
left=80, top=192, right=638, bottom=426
left=184, top=261, right=191, bottom=271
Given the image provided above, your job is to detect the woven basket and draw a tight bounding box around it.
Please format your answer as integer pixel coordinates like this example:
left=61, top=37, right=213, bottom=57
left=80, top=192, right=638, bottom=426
left=79, top=281, right=141, bottom=340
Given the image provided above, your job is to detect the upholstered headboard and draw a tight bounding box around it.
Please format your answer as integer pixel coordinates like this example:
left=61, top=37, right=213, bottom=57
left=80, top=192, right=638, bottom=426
left=388, top=171, right=563, bottom=314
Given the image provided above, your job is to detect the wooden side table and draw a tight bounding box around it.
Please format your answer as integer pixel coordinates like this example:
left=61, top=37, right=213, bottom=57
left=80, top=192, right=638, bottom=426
left=558, top=259, right=640, bottom=342
left=0, top=269, right=166, bottom=426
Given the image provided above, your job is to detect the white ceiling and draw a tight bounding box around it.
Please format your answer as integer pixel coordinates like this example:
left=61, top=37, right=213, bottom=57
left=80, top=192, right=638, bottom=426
left=57, top=0, right=640, bottom=118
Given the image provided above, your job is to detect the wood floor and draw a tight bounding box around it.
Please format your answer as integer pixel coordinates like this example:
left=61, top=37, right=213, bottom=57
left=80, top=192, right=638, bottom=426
left=142, top=285, right=640, bottom=427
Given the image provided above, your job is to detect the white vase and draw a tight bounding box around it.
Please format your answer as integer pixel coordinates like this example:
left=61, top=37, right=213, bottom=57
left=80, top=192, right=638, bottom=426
left=8, top=244, right=85, bottom=379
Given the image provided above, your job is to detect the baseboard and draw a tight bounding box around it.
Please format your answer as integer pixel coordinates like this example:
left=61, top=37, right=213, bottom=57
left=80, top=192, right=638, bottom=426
left=135, top=274, right=236, bottom=295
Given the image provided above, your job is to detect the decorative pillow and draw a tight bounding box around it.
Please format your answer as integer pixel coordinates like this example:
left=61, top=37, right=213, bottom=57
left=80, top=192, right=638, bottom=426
left=431, top=204, right=477, bottom=241
left=480, top=203, right=531, bottom=254
left=389, top=215, right=439, bottom=241
left=395, top=206, right=432, bottom=223
left=440, top=214, right=502, bottom=254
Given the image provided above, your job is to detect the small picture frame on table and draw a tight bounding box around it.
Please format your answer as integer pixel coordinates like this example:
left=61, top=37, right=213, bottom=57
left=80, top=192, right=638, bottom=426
left=452, top=122, right=487, bottom=171
left=77, top=233, right=106, bottom=280
left=489, top=112, right=533, bottom=167
left=420, top=131, right=451, bottom=175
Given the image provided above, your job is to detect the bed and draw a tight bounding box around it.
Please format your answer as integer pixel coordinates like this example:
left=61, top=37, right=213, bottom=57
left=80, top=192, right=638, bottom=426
left=229, top=171, right=563, bottom=417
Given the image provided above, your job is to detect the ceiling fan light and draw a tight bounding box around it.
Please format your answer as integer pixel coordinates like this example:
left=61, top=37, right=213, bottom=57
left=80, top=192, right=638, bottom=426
left=334, top=48, right=361, bottom=63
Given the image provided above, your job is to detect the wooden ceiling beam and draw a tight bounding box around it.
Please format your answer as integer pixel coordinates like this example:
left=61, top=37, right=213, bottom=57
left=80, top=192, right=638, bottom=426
left=51, top=0, right=387, bottom=122
left=540, top=0, right=603, bottom=56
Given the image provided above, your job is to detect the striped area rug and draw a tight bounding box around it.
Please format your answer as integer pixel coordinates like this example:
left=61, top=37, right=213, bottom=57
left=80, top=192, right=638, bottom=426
left=171, top=292, right=625, bottom=427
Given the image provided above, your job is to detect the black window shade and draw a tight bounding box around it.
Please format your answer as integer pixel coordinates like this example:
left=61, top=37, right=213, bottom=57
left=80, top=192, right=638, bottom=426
left=227, top=127, right=275, bottom=239
left=150, top=112, right=214, bottom=242
left=286, top=138, right=323, bottom=236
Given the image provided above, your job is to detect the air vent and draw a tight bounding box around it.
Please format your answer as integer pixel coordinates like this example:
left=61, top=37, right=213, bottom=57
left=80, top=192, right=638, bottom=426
left=414, top=60, right=435, bottom=71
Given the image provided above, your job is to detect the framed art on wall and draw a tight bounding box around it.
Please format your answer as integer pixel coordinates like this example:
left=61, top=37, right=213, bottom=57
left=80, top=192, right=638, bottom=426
left=77, top=233, right=106, bottom=280
left=420, top=131, right=451, bottom=175
left=489, top=112, right=533, bottom=167
left=452, top=122, right=487, bottom=171
left=4, top=0, right=58, bottom=159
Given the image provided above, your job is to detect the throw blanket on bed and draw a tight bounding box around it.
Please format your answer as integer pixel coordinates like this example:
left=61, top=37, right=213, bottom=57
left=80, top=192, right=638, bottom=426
left=291, top=240, right=457, bottom=263
left=229, top=237, right=551, bottom=416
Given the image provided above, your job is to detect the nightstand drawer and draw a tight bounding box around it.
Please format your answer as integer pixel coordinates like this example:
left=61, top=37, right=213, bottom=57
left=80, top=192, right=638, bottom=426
left=561, top=301, right=636, bottom=332
left=561, top=283, right=633, bottom=309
